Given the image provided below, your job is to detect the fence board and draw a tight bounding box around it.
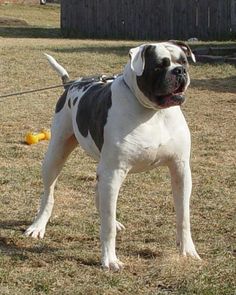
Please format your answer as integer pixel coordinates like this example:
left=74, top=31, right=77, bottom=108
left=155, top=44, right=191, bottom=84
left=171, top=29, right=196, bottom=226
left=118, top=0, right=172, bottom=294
left=61, top=0, right=233, bottom=40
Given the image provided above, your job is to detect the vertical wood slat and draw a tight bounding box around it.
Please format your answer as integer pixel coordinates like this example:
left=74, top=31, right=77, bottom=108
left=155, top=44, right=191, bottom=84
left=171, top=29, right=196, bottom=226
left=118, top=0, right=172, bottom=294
left=61, top=0, right=233, bottom=40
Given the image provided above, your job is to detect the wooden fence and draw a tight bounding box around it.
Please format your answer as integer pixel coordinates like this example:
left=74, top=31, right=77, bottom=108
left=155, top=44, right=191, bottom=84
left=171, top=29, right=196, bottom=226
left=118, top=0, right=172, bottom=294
left=61, top=0, right=234, bottom=40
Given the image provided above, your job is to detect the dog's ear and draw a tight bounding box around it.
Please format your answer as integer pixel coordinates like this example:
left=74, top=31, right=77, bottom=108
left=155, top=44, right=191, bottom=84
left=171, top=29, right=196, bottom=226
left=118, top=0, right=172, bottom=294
left=169, top=40, right=196, bottom=63
left=129, top=44, right=148, bottom=76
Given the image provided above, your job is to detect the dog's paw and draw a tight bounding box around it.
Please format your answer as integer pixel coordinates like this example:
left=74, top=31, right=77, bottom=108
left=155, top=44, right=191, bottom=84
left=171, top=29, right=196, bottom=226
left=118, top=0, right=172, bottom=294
left=180, top=241, right=201, bottom=260
left=102, top=259, right=124, bottom=271
left=116, top=220, right=125, bottom=232
left=24, top=223, right=46, bottom=239
left=182, top=248, right=201, bottom=260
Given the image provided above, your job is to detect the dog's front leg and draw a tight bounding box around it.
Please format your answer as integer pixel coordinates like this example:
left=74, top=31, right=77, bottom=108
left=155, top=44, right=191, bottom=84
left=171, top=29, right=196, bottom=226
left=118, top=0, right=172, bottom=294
left=169, top=159, right=201, bottom=259
left=95, top=183, right=125, bottom=232
left=97, top=165, right=127, bottom=270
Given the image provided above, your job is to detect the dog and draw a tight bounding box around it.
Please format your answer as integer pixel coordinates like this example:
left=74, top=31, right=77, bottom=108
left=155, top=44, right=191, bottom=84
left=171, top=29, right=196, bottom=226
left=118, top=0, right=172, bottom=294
left=25, top=41, right=200, bottom=270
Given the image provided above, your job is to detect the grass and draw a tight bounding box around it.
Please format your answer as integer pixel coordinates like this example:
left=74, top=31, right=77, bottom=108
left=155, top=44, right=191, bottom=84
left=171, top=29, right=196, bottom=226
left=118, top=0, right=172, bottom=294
left=0, top=3, right=60, bottom=38
left=0, top=3, right=236, bottom=295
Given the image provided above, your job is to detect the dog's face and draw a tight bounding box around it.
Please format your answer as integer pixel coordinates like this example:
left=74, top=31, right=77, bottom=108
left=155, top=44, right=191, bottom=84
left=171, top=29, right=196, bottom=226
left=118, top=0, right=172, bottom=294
left=128, top=41, right=195, bottom=109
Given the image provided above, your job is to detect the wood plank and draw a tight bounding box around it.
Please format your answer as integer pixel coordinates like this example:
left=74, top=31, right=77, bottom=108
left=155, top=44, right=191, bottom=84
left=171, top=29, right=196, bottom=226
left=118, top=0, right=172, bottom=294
left=61, top=0, right=233, bottom=40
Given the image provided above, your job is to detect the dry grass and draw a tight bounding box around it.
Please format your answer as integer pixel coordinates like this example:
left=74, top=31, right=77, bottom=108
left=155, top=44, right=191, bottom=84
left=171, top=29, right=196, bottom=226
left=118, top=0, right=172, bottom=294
left=0, top=4, right=236, bottom=295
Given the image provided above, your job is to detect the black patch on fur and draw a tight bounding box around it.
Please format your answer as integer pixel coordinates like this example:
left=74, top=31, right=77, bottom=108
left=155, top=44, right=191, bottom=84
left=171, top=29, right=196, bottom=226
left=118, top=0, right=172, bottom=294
left=68, top=98, right=71, bottom=109
left=76, top=82, right=112, bottom=151
left=71, top=81, right=92, bottom=91
left=70, top=77, right=101, bottom=92
left=137, top=45, right=169, bottom=102
left=55, top=88, right=68, bottom=113
left=73, top=97, right=78, bottom=106
left=82, top=83, right=93, bottom=92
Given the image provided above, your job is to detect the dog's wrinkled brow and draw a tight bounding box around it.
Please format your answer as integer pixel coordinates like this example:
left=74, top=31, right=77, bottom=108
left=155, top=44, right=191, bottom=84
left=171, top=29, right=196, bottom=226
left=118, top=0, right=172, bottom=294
left=163, top=45, right=186, bottom=64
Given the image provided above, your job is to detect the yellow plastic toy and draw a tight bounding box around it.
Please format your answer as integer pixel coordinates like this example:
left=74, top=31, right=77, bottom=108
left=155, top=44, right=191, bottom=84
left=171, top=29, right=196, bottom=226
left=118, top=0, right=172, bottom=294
left=25, top=129, right=51, bottom=145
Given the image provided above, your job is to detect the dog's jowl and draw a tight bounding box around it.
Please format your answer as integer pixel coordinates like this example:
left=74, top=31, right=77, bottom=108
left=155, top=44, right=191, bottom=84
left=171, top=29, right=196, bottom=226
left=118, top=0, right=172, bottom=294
left=25, top=42, right=201, bottom=271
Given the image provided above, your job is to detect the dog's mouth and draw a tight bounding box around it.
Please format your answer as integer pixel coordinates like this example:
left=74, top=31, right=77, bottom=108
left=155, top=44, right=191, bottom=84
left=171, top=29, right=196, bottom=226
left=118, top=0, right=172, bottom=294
left=155, top=82, right=186, bottom=108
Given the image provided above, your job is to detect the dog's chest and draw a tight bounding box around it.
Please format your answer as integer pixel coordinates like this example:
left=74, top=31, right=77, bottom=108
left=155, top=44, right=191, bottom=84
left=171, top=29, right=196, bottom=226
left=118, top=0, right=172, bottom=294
left=107, top=86, right=190, bottom=172
left=120, top=117, right=175, bottom=172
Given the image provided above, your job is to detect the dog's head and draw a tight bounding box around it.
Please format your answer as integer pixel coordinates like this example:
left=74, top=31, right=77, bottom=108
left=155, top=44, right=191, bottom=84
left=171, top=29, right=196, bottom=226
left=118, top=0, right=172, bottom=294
left=124, top=41, right=195, bottom=109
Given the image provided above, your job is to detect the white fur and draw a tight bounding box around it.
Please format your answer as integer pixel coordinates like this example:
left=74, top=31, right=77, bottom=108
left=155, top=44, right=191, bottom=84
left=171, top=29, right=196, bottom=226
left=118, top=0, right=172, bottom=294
left=44, top=53, right=69, bottom=80
left=25, top=43, right=200, bottom=270
left=129, top=44, right=146, bottom=76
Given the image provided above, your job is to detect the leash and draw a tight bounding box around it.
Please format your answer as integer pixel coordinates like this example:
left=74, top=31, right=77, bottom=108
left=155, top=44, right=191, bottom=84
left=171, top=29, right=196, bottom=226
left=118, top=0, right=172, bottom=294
left=0, top=82, right=74, bottom=102
left=0, top=75, right=118, bottom=102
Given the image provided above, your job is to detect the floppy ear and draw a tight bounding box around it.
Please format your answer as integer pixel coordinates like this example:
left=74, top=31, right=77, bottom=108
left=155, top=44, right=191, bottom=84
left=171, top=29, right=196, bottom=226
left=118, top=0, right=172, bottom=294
left=169, top=40, right=196, bottom=63
left=129, top=44, right=147, bottom=76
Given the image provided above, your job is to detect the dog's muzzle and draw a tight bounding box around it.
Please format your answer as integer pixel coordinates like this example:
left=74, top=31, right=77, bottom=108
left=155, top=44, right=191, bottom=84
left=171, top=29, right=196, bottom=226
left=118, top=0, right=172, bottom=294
left=155, top=66, right=188, bottom=108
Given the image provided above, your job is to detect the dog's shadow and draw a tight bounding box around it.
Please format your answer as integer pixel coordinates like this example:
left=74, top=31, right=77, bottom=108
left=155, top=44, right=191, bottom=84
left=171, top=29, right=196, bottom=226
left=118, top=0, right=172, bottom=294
left=0, top=220, right=100, bottom=267
left=0, top=219, right=30, bottom=230
left=0, top=220, right=57, bottom=259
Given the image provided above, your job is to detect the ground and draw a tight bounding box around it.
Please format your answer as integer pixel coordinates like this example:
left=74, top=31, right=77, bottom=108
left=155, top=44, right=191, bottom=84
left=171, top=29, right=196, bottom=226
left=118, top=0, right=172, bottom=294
left=0, top=4, right=236, bottom=295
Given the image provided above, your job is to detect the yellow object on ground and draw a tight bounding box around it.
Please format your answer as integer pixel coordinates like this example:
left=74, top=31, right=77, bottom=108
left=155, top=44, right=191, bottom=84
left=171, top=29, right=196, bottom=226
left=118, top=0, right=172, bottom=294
left=25, top=130, right=51, bottom=145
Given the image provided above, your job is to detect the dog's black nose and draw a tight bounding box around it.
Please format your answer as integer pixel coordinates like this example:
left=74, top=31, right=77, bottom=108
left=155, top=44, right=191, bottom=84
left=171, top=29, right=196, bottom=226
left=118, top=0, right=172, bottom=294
left=172, top=66, right=186, bottom=76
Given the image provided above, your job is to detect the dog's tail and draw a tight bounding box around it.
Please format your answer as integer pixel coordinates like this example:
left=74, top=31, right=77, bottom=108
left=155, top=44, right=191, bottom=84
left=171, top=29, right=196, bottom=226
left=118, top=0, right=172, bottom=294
left=44, top=53, right=70, bottom=84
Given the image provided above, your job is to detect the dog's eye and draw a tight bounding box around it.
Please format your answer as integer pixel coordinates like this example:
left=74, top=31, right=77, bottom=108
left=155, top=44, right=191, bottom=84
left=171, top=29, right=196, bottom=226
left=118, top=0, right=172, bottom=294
left=179, top=58, right=187, bottom=65
left=162, top=57, right=171, bottom=68
left=155, top=58, right=171, bottom=70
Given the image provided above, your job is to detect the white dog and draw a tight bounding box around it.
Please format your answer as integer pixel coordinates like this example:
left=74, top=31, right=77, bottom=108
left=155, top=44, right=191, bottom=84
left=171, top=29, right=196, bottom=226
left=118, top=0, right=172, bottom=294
left=25, top=41, right=200, bottom=270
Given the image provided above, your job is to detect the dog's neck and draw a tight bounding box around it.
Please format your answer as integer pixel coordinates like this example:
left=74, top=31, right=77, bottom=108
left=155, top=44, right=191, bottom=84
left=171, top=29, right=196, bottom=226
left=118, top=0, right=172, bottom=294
left=123, top=63, right=159, bottom=110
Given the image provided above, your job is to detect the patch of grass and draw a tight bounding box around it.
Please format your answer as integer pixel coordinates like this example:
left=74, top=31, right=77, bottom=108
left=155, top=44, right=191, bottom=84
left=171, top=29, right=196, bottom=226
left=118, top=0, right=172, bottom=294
left=0, top=3, right=60, bottom=27
left=0, top=3, right=60, bottom=38
left=0, top=4, right=236, bottom=295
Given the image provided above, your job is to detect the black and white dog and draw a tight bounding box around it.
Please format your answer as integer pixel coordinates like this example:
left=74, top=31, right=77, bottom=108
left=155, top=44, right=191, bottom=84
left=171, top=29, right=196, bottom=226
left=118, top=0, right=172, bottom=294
left=25, top=41, right=200, bottom=270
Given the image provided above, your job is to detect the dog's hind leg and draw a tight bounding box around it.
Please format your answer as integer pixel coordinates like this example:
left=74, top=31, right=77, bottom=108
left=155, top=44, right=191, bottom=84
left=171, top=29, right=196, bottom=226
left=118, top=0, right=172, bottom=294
left=25, top=115, right=77, bottom=239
